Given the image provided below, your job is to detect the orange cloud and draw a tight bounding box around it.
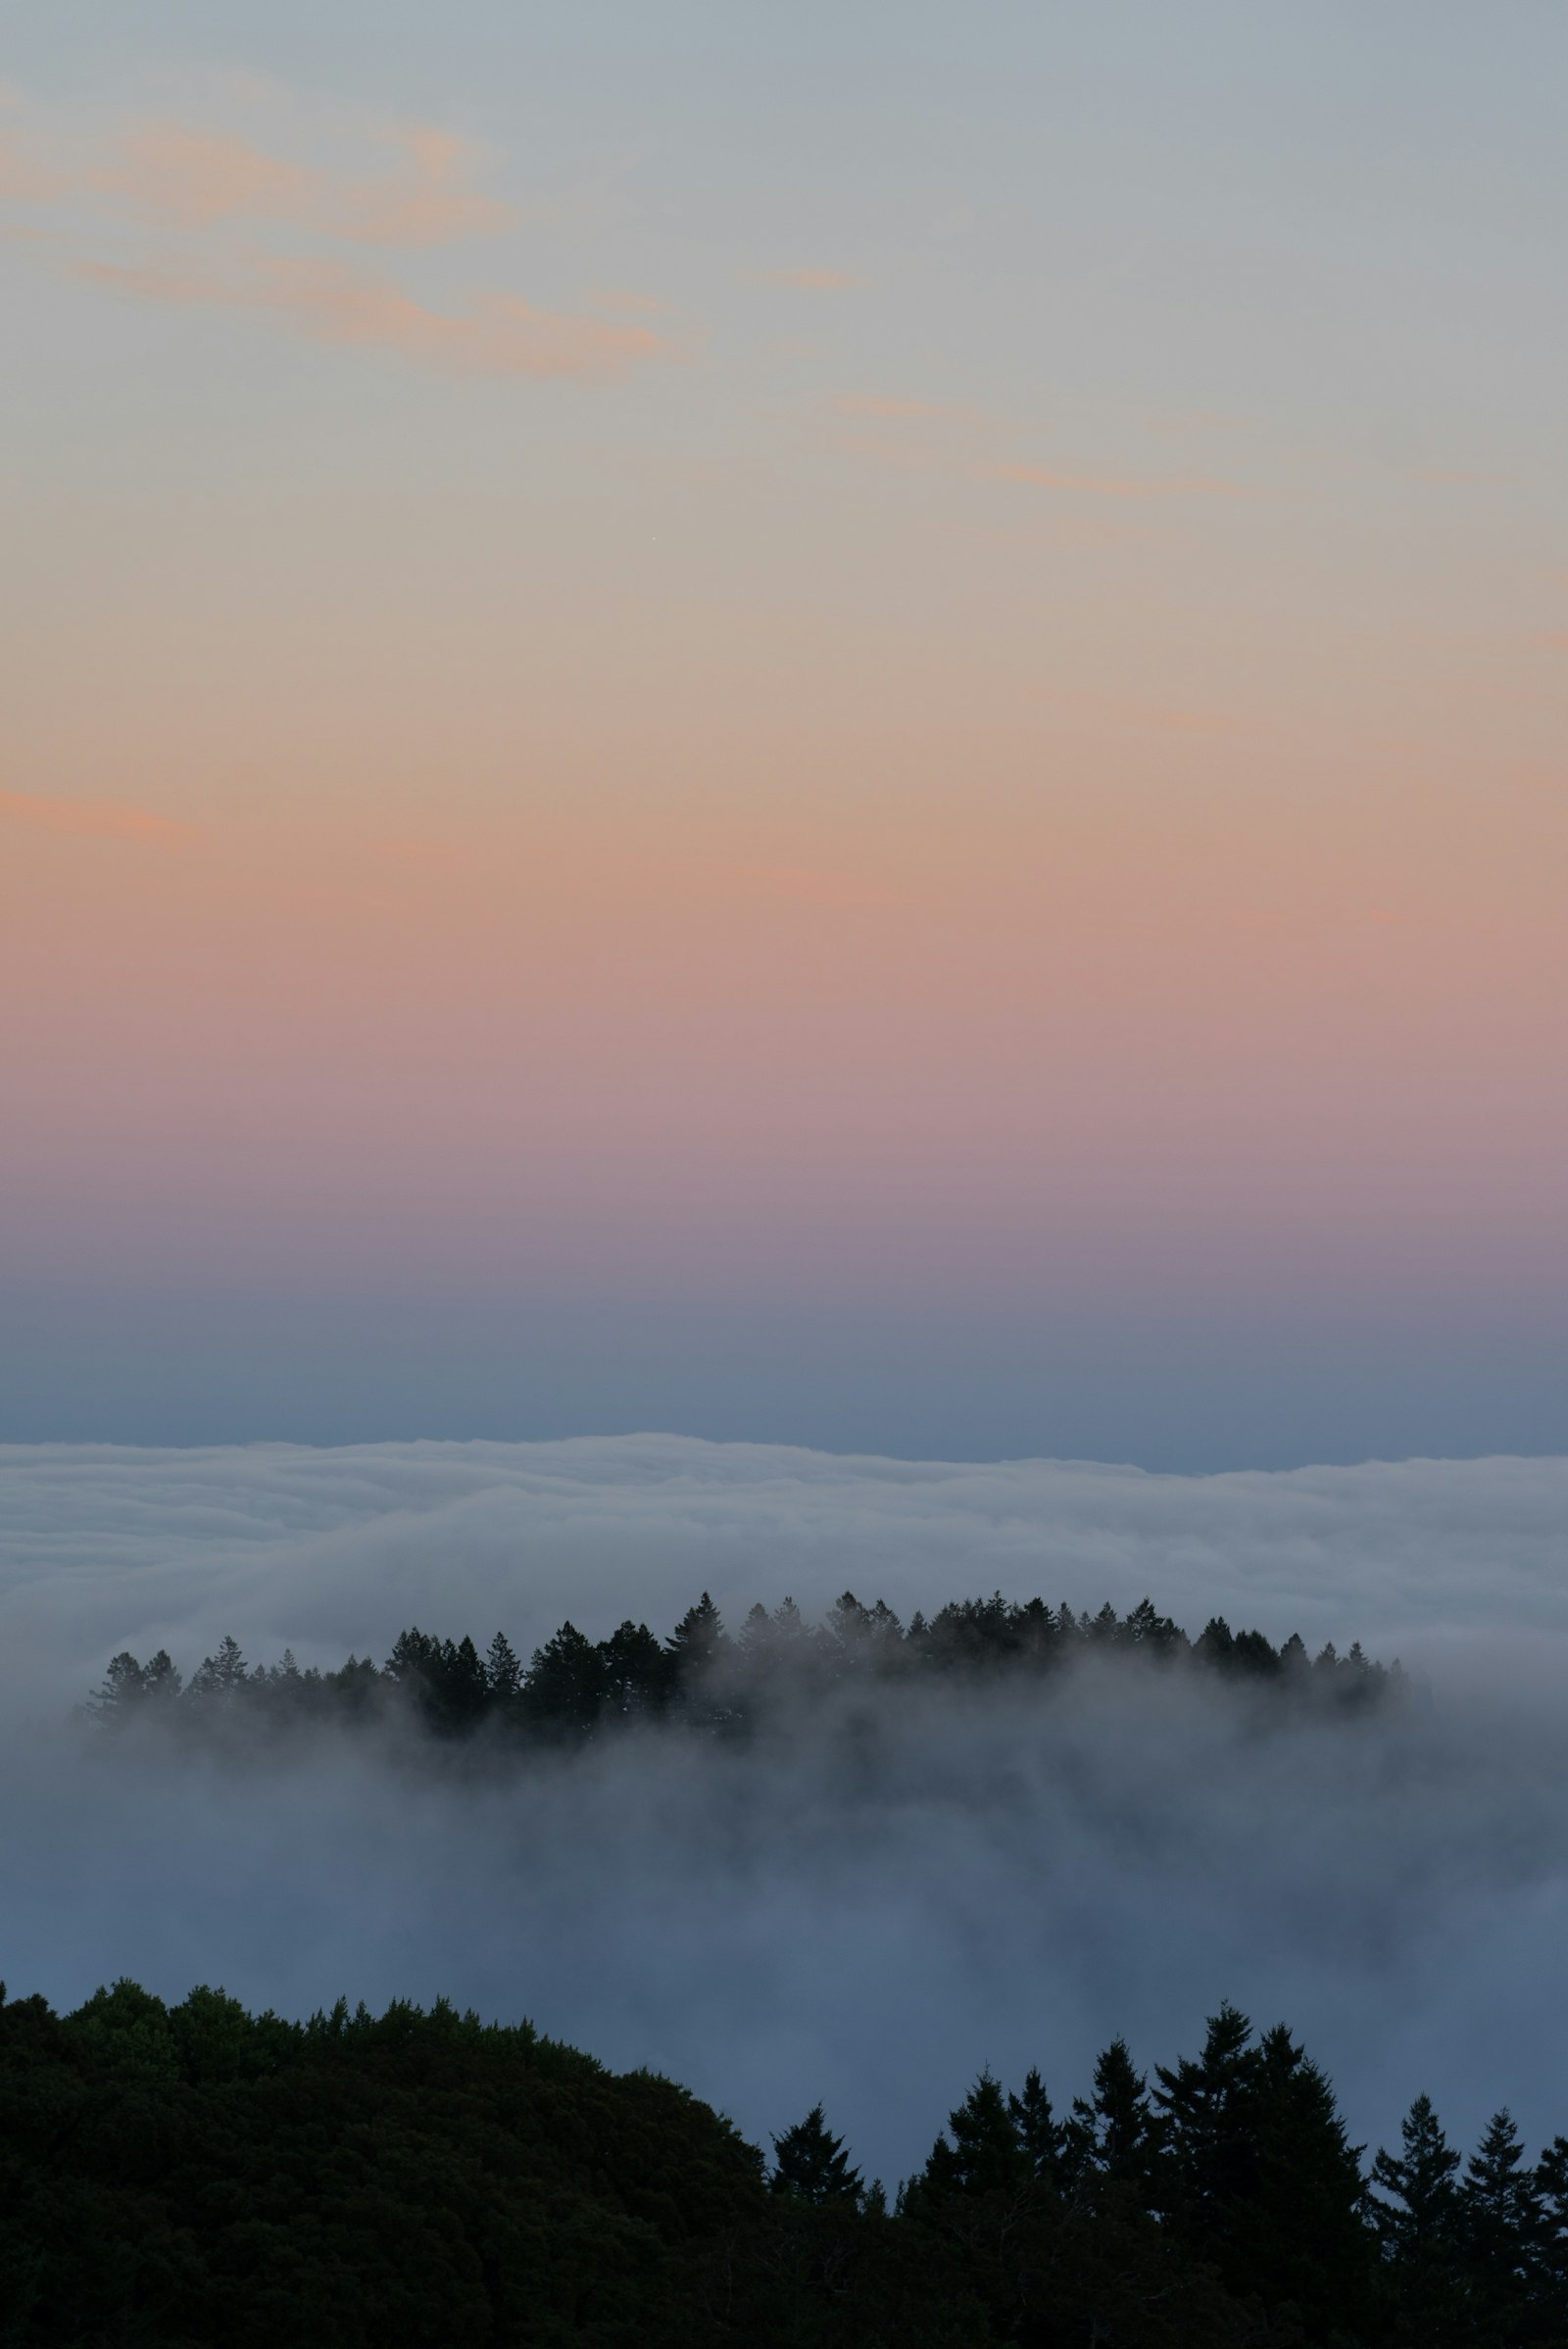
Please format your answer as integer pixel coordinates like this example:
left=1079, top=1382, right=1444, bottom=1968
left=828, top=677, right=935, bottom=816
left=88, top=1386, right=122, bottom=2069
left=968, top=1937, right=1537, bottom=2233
left=332, top=125, right=515, bottom=248
left=991, top=462, right=1252, bottom=501
left=835, top=393, right=982, bottom=424
left=91, top=118, right=514, bottom=248
left=74, top=251, right=662, bottom=381
left=0, top=788, right=194, bottom=848
left=762, top=266, right=861, bottom=292
left=96, top=123, right=313, bottom=226
left=1403, top=465, right=1509, bottom=487
left=0, top=122, right=66, bottom=203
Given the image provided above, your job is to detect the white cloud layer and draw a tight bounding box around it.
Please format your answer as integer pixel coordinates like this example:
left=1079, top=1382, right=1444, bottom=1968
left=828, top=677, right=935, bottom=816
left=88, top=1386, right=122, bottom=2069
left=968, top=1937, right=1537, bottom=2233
left=2, top=1436, right=1565, bottom=1699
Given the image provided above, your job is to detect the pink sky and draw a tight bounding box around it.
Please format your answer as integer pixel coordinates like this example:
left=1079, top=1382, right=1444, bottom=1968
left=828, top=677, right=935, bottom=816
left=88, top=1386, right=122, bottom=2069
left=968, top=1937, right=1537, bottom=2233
left=2, top=17, right=1564, bottom=1453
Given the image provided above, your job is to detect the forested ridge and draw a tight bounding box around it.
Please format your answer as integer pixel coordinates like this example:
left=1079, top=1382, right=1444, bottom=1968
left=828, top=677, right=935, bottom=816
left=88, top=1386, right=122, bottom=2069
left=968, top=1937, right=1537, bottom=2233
left=0, top=1974, right=1558, bottom=2346
left=88, top=1588, right=1401, bottom=1745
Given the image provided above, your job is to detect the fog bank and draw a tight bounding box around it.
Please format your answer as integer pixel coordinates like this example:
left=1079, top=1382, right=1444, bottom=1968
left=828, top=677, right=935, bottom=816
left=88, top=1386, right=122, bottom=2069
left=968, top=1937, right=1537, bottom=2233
left=4, top=1437, right=1567, bottom=1704
left=2, top=1438, right=1566, bottom=2187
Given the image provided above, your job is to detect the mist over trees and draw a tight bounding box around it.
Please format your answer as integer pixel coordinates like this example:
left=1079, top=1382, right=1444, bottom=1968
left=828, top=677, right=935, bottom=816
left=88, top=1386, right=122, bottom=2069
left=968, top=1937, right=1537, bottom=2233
left=86, top=1587, right=1402, bottom=1752
left=2, top=1973, right=1561, bottom=2346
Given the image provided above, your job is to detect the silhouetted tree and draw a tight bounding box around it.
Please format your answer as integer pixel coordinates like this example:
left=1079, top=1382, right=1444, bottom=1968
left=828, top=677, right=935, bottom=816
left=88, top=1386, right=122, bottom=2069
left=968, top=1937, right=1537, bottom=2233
left=1064, top=2036, right=1160, bottom=2209
left=598, top=1619, right=667, bottom=1719
left=770, top=2104, right=864, bottom=2205
left=1006, top=2068, right=1065, bottom=2186
left=524, top=1622, right=606, bottom=1737
left=186, top=1635, right=249, bottom=1703
left=1535, top=2132, right=1568, bottom=2336
left=1463, top=2107, right=1542, bottom=2338
left=484, top=1630, right=523, bottom=1704
left=920, top=2072, right=1030, bottom=2202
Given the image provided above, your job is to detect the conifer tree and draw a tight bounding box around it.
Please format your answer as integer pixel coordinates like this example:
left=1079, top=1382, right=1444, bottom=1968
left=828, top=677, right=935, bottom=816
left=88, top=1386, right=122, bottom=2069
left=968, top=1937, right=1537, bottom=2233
left=598, top=1620, right=667, bottom=1718
left=1463, top=2107, right=1542, bottom=2329
left=1535, top=2133, right=1568, bottom=2331
left=89, top=1652, right=149, bottom=1719
left=1006, top=2068, right=1064, bottom=2185
left=484, top=1631, right=523, bottom=1703
left=439, top=1635, right=490, bottom=1729
left=825, top=1590, right=872, bottom=1661
left=1242, top=2022, right=1372, bottom=2335
left=523, top=1622, right=606, bottom=1736
left=186, top=1635, right=250, bottom=1702
left=1065, top=2037, right=1160, bottom=2208
left=1153, top=2001, right=1258, bottom=2242
left=769, top=2104, right=864, bottom=2205
left=921, top=2072, right=1030, bottom=2200
left=1195, top=1618, right=1235, bottom=1669
left=664, top=1592, right=727, bottom=1682
left=142, top=1650, right=182, bottom=1703
left=1371, top=2093, right=1460, bottom=2258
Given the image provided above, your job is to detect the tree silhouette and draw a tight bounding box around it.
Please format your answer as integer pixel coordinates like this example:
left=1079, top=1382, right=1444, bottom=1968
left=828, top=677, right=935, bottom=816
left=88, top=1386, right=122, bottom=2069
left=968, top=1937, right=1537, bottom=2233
left=921, top=2072, right=1030, bottom=2201
left=769, top=2104, right=863, bottom=2205
left=523, top=1622, right=605, bottom=1737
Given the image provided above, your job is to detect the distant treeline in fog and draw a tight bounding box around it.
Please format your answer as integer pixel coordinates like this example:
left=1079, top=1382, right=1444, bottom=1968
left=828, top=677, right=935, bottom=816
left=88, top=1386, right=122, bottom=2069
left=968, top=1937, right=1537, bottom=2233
left=87, top=1590, right=1401, bottom=1742
left=0, top=1974, right=1552, bottom=2346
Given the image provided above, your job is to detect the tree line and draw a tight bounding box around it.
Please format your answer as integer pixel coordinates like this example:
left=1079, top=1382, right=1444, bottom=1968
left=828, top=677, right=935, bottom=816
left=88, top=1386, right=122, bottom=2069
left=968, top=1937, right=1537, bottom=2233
left=0, top=1976, right=1554, bottom=2344
left=87, top=1588, right=1401, bottom=1744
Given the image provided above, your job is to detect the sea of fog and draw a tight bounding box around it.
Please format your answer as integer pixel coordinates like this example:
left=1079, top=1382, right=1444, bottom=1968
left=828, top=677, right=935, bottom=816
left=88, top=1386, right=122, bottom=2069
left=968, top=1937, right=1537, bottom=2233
left=2, top=1436, right=1567, bottom=2187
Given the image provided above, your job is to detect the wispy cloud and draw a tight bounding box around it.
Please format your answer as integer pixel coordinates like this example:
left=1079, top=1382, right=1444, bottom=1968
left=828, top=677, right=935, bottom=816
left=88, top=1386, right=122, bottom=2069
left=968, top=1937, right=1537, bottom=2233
left=990, top=462, right=1253, bottom=501
left=74, top=250, right=662, bottom=381
left=759, top=266, right=862, bottom=292
left=0, top=788, right=195, bottom=848
left=834, top=393, right=984, bottom=425
left=1402, top=465, right=1511, bottom=489
left=0, top=83, right=663, bottom=387
left=91, top=119, right=514, bottom=249
left=0, top=122, right=67, bottom=204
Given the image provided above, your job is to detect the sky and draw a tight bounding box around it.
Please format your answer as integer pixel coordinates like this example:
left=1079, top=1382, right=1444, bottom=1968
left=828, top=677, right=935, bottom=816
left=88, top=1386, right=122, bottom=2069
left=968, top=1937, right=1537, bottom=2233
left=3, top=3, right=1565, bottom=1462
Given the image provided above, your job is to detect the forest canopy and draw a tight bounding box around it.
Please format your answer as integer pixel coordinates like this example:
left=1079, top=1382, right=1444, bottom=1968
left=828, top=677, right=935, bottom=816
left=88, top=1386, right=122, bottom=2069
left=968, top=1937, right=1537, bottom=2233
left=86, top=1588, right=1403, bottom=1748
left=0, top=1974, right=1556, bottom=2346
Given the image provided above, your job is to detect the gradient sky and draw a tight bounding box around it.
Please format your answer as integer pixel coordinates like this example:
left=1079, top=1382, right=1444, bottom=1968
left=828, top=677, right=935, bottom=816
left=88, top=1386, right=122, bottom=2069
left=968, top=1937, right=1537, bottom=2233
left=3, top=3, right=1565, bottom=1462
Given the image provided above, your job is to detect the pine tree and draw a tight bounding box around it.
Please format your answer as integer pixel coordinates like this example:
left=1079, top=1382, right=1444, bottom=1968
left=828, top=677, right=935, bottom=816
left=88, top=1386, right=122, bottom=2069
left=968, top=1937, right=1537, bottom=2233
left=737, top=1602, right=773, bottom=1660
left=1065, top=2037, right=1160, bottom=2208
left=598, top=1620, right=667, bottom=1719
left=142, top=1650, right=182, bottom=1703
left=1463, top=2108, right=1542, bottom=2331
left=1371, top=2094, right=1467, bottom=2344
left=665, top=1593, right=727, bottom=1682
left=484, top=1631, right=523, bottom=1703
left=1195, top=1618, right=1235, bottom=1670
left=1371, top=2093, right=1460, bottom=2258
left=664, top=1593, right=730, bottom=1726
left=1154, top=2001, right=1258, bottom=2243
left=436, top=1635, right=490, bottom=1731
left=186, top=1635, right=250, bottom=1703
left=769, top=2104, right=864, bottom=2205
left=825, top=1590, right=872, bottom=1664
left=1006, top=2069, right=1064, bottom=2185
left=89, top=1652, right=148, bottom=1720
left=921, top=2072, right=1030, bottom=2200
left=1230, top=1629, right=1280, bottom=1677
left=385, top=1626, right=442, bottom=1694
left=1241, top=2023, right=1373, bottom=2335
left=1535, top=2134, right=1568, bottom=2332
left=524, top=1623, right=606, bottom=1736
